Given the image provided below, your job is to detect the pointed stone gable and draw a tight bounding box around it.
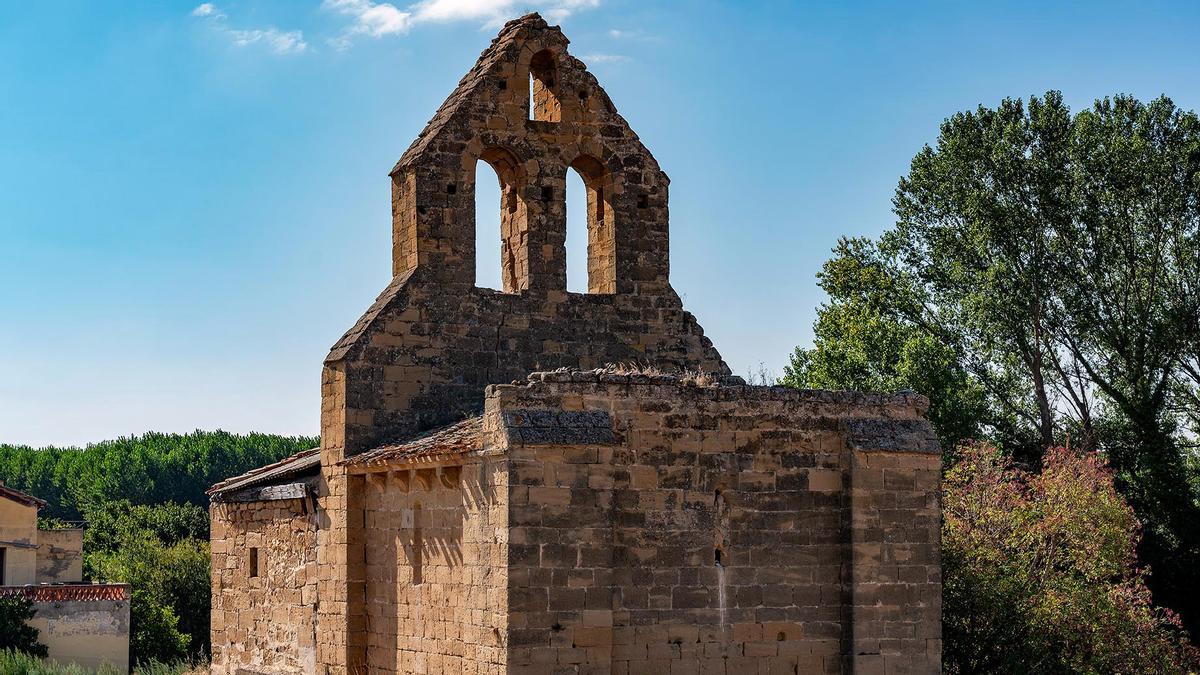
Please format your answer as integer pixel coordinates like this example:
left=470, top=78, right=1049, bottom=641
left=322, top=13, right=727, bottom=458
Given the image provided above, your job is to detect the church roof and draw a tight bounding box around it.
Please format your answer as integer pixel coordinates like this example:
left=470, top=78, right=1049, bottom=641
left=207, top=446, right=321, bottom=498
left=341, top=416, right=483, bottom=470
left=0, top=483, right=47, bottom=509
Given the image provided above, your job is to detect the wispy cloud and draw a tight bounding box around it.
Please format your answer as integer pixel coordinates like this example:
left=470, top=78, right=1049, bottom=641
left=326, top=0, right=602, bottom=47
left=192, top=3, right=222, bottom=18
left=324, top=0, right=412, bottom=48
left=411, top=0, right=597, bottom=24
left=191, top=3, right=308, bottom=55
left=607, top=27, right=657, bottom=42
left=582, top=53, right=629, bottom=64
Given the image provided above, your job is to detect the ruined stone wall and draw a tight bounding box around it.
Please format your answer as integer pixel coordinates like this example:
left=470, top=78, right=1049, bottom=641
left=210, top=498, right=319, bottom=675
left=487, top=371, right=942, bottom=674
left=359, top=458, right=509, bottom=674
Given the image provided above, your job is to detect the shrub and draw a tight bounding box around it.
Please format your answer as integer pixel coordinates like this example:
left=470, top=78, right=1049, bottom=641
left=943, top=442, right=1200, bottom=673
left=0, top=597, right=48, bottom=658
left=0, top=650, right=204, bottom=675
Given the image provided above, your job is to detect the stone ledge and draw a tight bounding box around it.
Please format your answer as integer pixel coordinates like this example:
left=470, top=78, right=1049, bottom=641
left=492, top=367, right=929, bottom=412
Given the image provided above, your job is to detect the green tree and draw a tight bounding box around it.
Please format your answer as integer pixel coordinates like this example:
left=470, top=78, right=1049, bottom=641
left=81, top=501, right=213, bottom=662
left=788, top=92, right=1200, bottom=630
left=82, top=501, right=209, bottom=554
left=0, top=430, right=315, bottom=520
left=781, top=237, right=991, bottom=451
left=88, top=535, right=210, bottom=664
left=0, top=597, right=48, bottom=658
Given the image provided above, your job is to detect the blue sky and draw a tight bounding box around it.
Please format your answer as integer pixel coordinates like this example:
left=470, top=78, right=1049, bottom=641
left=2, top=0, right=1198, bottom=447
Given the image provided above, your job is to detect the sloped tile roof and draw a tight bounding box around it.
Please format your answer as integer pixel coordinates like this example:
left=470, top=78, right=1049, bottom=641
left=206, top=447, right=321, bottom=497
left=0, top=484, right=47, bottom=509
left=341, top=417, right=482, bottom=469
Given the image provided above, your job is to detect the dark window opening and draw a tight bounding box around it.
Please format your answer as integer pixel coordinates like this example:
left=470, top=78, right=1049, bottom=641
left=412, top=504, right=423, bottom=585
left=446, top=182, right=457, bottom=195
left=637, top=194, right=649, bottom=209
left=0, top=547, right=6, bottom=585
left=714, top=547, right=723, bottom=567
left=249, top=547, right=259, bottom=578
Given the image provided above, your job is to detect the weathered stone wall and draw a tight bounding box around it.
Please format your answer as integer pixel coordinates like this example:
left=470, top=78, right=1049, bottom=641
left=487, top=371, right=942, bottom=674
left=359, top=458, right=509, bottom=674
left=211, top=498, right=319, bottom=675
left=36, top=528, right=83, bottom=583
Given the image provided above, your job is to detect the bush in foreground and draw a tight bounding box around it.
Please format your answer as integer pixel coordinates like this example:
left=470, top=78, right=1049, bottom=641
left=0, top=597, right=48, bottom=658
left=0, top=650, right=205, bottom=675
left=943, top=442, right=1199, bottom=673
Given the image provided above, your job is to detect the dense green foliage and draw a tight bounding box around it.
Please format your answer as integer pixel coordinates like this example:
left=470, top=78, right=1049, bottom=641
left=943, top=443, right=1198, bottom=673
left=83, top=502, right=213, bottom=662
left=0, top=430, right=316, bottom=521
left=0, top=431, right=310, bottom=665
left=0, top=597, right=48, bottom=658
left=0, top=650, right=205, bottom=675
left=786, top=92, right=1200, bottom=641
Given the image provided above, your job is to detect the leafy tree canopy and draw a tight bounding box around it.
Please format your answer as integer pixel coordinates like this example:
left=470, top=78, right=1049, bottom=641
left=786, top=91, right=1200, bottom=632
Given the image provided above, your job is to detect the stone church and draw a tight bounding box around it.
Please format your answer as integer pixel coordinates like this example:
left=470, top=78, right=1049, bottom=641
left=208, top=13, right=942, bottom=675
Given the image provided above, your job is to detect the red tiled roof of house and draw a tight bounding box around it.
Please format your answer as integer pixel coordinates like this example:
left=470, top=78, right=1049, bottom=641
left=0, top=584, right=130, bottom=602
left=0, top=484, right=47, bottom=509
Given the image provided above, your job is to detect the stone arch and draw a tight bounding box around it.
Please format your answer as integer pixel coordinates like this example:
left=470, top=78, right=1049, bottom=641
left=474, top=146, right=529, bottom=293
left=528, top=49, right=561, bottom=123
left=568, top=154, right=617, bottom=294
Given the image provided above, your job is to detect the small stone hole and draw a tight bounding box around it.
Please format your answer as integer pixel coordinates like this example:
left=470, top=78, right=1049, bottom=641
left=446, top=183, right=457, bottom=195
left=541, top=186, right=554, bottom=201
left=497, top=79, right=507, bottom=90
left=637, top=195, right=649, bottom=209
left=777, top=632, right=786, bottom=641
left=714, top=547, right=723, bottom=566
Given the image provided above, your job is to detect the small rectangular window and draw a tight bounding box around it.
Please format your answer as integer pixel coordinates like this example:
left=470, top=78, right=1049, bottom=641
left=249, top=547, right=260, bottom=578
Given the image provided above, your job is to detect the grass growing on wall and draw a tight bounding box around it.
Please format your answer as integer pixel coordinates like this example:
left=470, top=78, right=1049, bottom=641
left=0, top=651, right=206, bottom=675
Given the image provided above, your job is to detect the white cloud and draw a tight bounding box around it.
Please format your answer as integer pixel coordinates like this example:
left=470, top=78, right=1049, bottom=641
left=327, top=0, right=601, bottom=47
left=192, top=3, right=220, bottom=18
left=191, top=4, right=308, bottom=55
left=324, top=0, right=412, bottom=40
left=228, top=28, right=309, bottom=54
left=607, top=27, right=656, bottom=42
left=581, top=53, right=629, bottom=64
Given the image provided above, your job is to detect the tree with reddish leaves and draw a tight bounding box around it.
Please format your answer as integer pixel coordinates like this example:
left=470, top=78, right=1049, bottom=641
left=943, top=442, right=1198, bottom=674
